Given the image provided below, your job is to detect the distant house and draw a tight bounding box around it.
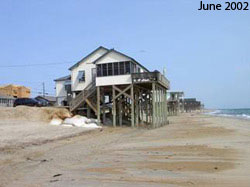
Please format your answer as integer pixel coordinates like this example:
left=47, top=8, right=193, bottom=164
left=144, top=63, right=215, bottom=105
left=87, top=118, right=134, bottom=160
left=0, top=93, right=15, bottom=107
left=35, top=95, right=57, bottom=106
left=0, top=84, right=30, bottom=98
left=184, top=98, right=202, bottom=112
left=167, top=91, right=184, bottom=115
left=54, top=75, right=71, bottom=106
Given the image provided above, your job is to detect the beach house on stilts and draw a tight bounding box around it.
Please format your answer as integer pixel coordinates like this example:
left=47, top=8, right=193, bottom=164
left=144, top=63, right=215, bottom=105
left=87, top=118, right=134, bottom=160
left=55, top=46, right=170, bottom=128
left=167, top=91, right=184, bottom=116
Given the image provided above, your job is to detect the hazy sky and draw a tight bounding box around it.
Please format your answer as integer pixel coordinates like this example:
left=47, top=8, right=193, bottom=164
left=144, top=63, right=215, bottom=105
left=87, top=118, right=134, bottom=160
left=0, top=0, right=249, bottom=109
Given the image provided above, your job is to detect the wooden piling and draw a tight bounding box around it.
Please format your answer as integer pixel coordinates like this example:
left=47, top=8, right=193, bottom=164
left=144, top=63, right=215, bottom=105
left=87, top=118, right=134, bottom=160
left=131, top=84, right=135, bottom=128
left=97, top=86, right=101, bottom=124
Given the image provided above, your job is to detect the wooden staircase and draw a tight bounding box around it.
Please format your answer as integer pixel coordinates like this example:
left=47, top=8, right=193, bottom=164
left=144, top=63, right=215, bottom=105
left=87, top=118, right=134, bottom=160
left=69, top=80, right=97, bottom=113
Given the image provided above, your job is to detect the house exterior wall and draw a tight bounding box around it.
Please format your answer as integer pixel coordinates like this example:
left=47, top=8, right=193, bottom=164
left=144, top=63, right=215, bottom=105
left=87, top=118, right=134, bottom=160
left=55, top=80, right=68, bottom=106
left=55, top=81, right=67, bottom=97
left=96, top=74, right=132, bottom=86
left=69, top=47, right=150, bottom=90
left=71, top=48, right=108, bottom=92
left=0, top=97, right=15, bottom=107
left=95, top=51, right=148, bottom=86
left=97, top=51, right=131, bottom=64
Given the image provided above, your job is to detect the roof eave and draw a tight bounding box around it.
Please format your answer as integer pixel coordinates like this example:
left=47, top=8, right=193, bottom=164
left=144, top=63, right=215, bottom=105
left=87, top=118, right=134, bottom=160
left=68, top=46, right=109, bottom=70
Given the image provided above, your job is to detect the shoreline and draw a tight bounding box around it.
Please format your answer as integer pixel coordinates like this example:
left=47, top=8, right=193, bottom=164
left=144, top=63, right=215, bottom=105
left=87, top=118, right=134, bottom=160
left=203, top=108, right=250, bottom=121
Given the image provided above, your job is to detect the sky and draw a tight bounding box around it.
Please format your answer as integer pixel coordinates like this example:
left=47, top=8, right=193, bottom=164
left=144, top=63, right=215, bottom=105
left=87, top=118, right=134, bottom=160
left=0, top=0, right=249, bottom=109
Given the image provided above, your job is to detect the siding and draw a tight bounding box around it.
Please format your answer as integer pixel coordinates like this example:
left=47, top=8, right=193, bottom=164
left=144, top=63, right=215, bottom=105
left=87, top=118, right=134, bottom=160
left=71, top=48, right=108, bottom=91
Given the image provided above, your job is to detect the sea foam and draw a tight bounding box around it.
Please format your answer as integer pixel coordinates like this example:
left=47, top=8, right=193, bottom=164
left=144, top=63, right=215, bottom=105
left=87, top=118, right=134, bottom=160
left=207, top=109, right=250, bottom=120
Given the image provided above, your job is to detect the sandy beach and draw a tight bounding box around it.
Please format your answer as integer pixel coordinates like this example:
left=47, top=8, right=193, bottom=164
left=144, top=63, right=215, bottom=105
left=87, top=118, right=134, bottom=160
left=0, top=112, right=250, bottom=186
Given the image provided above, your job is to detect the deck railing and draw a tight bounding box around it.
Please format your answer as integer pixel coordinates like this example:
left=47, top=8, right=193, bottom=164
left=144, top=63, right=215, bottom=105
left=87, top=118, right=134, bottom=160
left=131, top=72, right=170, bottom=89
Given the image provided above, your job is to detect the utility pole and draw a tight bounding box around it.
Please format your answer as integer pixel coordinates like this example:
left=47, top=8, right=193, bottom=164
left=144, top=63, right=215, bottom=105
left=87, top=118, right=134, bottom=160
left=42, top=82, right=45, bottom=97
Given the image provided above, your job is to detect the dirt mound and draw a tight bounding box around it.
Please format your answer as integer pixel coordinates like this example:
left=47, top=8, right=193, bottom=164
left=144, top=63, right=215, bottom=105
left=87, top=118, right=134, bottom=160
left=0, top=106, right=72, bottom=122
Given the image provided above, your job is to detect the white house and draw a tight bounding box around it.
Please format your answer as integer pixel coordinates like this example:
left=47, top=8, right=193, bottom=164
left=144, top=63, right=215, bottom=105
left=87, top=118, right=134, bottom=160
left=57, top=46, right=149, bottom=98
left=54, top=75, right=71, bottom=106
left=55, top=46, right=170, bottom=128
left=69, top=46, right=108, bottom=95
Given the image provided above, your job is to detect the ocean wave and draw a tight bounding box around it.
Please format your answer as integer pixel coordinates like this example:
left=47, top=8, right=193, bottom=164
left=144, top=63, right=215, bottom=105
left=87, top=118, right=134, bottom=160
left=208, top=110, right=221, bottom=115
left=207, top=110, right=250, bottom=120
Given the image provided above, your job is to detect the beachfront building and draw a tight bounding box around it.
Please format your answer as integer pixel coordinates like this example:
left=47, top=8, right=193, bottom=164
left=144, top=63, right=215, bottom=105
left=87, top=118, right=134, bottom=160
left=55, top=46, right=170, bottom=128
left=0, top=93, right=15, bottom=107
left=184, top=98, right=202, bottom=112
left=167, top=91, right=184, bottom=115
left=54, top=75, right=71, bottom=106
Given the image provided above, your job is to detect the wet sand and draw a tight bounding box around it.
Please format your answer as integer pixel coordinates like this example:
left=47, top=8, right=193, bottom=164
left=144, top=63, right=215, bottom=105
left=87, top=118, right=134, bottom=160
left=0, top=113, right=250, bottom=186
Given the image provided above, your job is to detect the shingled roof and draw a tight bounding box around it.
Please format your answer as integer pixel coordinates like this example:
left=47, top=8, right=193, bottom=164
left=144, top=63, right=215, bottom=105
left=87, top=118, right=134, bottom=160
left=54, top=75, right=71, bottom=82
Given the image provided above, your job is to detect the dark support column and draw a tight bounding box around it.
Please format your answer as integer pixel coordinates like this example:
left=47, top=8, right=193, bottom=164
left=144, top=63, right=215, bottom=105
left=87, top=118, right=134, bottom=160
left=97, top=86, right=101, bottom=125
left=112, top=85, right=116, bottom=127
left=159, top=87, right=161, bottom=127
left=87, top=104, right=91, bottom=118
left=131, top=84, right=135, bottom=128
left=119, top=97, right=122, bottom=126
left=135, top=90, right=139, bottom=127
left=146, top=92, right=149, bottom=124
left=165, top=89, right=168, bottom=124
left=163, top=89, right=165, bottom=125
left=160, top=88, right=163, bottom=126
left=155, top=85, right=159, bottom=128
left=152, top=82, right=156, bottom=128
left=102, top=107, right=106, bottom=124
left=140, top=91, right=144, bottom=123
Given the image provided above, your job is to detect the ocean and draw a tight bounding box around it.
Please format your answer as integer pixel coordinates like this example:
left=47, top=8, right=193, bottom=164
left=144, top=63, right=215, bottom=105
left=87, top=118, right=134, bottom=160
left=208, top=108, right=250, bottom=120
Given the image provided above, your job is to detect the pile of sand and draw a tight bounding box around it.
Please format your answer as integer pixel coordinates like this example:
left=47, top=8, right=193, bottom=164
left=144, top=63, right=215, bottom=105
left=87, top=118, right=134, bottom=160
left=0, top=106, right=72, bottom=122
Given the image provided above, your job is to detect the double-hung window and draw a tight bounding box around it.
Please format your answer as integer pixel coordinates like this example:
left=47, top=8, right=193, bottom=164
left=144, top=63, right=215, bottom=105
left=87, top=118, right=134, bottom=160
left=78, top=70, right=85, bottom=82
left=108, top=63, right=113, bottom=76
left=114, top=62, right=119, bottom=75
left=125, top=61, right=130, bottom=74
left=102, top=64, right=107, bottom=76
left=120, top=62, right=125, bottom=75
left=97, top=65, right=102, bottom=77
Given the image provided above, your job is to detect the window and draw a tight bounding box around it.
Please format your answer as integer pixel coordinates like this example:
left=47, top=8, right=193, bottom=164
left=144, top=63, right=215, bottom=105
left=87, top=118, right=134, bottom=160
left=131, top=63, right=135, bottom=73
left=96, top=61, right=133, bottom=77
left=65, top=85, right=71, bottom=93
left=108, top=63, right=113, bottom=76
left=125, top=61, right=130, bottom=74
left=97, top=65, right=102, bottom=77
left=137, top=67, right=141, bottom=73
left=102, top=64, right=107, bottom=76
left=78, top=71, right=85, bottom=82
left=114, top=62, right=119, bottom=75
left=120, top=61, right=125, bottom=75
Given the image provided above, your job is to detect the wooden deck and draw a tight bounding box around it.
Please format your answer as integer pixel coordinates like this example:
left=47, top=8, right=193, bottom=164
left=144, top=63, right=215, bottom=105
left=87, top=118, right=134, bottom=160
left=131, top=72, right=170, bottom=89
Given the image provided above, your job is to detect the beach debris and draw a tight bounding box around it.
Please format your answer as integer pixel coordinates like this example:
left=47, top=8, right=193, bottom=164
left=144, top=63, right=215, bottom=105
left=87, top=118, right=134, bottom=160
left=53, top=174, right=62, bottom=177
left=49, top=115, right=101, bottom=129
left=50, top=117, right=63, bottom=126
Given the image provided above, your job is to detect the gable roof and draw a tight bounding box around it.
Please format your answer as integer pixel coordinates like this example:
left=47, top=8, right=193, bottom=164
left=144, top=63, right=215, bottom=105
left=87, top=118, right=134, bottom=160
left=54, top=75, right=71, bottom=82
left=93, top=48, right=150, bottom=72
left=69, top=46, right=109, bottom=70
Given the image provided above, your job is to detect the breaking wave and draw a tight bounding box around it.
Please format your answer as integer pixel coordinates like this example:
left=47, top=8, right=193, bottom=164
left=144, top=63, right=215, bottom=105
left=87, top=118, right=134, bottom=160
left=207, top=109, right=250, bottom=120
